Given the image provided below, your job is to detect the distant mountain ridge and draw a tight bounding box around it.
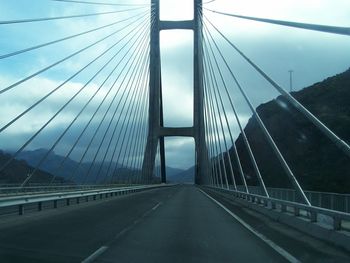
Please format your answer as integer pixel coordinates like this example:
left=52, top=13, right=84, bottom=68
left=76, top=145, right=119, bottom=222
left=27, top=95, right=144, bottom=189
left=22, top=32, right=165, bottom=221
left=0, top=150, right=68, bottom=185
left=228, top=68, right=350, bottom=193
left=9, top=149, right=188, bottom=184
left=2, top=69, right=348, bottom=189
left=167, top=166, right=194, bottom=183
left=12, top=149, right=133, bottom=184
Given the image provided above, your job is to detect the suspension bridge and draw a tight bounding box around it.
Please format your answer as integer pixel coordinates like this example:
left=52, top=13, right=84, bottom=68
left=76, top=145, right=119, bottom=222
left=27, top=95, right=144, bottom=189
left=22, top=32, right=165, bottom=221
left=0, top=0, right=350, bottom=262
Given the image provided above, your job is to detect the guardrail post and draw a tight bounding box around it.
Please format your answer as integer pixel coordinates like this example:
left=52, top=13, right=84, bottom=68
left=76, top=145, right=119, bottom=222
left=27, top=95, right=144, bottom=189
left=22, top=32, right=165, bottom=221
left=66, top=198, right=70, bottom=206
left=85, top=196, right=89, bottom=202
left=310, top=211, right=317, bottom=222
left=54, top=200, right=58, bottom=208
left=318, top=194, right=322, bottom=207
left=93, top=195, right=96, bottom=200
left=38, top=202, right=42, bottom=211
left=281, top=204, right=286, bottom=212
left=76, top=197, right=80, bottom=204
left=264, top=200, right=269, bottom=207
left=294, top=207, right=300, bottom=216
left=333, top=217, right=341, bottom=230
left=271, top=201, right=276, bottom=210
left=19, top=204, right=24, bottom=215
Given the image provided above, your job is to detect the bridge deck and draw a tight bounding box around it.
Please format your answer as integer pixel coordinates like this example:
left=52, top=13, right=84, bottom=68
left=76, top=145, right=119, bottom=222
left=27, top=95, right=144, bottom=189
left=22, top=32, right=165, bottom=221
left=0, top=185, right=349, bottom=262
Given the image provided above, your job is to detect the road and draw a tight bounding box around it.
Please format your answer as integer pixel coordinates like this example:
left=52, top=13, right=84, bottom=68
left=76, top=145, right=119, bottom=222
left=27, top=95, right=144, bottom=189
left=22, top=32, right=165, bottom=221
left=0, top=185, right=349, bottom=262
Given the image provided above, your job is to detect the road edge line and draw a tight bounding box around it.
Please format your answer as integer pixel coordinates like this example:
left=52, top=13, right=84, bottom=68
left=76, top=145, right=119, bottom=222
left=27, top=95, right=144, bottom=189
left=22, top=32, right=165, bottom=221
left=81, top=246, right=108, bottom=263
left=198, top=188, right=300, bottom=263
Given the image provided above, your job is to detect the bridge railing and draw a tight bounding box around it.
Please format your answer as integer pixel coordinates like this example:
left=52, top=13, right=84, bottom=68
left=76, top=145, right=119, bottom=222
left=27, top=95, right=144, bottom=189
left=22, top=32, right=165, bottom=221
left=0, top=184, right=170, bottom=217
left=204, top=185, right=350, bottom=252
left=207, top=186, right=350, bottom=232
left=235, top=186, right=350, bottom=213
left=0, top=184, right=133, bottom=197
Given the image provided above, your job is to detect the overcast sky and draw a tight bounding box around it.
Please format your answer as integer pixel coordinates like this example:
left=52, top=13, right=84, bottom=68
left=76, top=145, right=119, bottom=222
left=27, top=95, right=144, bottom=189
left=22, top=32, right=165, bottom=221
left=0, top=0, right=349, bottom=170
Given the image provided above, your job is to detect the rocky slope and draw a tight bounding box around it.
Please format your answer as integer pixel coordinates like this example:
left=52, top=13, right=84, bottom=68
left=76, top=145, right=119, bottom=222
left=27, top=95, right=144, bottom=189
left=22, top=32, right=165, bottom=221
left=230, top=68, right=350, bottom=193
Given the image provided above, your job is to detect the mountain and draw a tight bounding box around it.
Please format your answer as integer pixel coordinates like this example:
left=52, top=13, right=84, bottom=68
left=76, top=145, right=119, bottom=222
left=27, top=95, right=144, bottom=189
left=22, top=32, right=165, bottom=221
left=166, top=166, right=184, bottom=178
left=167, top=166, right=194, bottom=183
left=227, top=68, right=350, bottom=193
left=13, top=149, right=187, bottom=184
left=152, top=164, right=195, bottom=183
left=13, top=149, right=133, bottom=184
left=0, top=150, right=68, bottom=185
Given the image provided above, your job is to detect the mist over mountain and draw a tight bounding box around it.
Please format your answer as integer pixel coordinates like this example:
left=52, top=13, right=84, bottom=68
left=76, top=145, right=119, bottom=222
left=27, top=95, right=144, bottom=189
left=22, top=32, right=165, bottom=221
left=0, top=150, right=68, bottom=185
left=167, top=166, right=194, bottom=183
left=10, top=149, right=187, bottom=184
left=227, top=68, right=350, bottom=193
left=1, top=69, right=349, bottom=189
left=12, top=149, right=134, bottom=184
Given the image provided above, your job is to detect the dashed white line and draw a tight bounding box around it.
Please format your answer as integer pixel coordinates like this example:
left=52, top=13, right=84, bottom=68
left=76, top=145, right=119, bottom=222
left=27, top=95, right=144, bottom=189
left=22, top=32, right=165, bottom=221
left=81, top=246, right=108, bottom=263
left=81, top=201, right=162, bottom=262
left=198, top=189, right=300, bottom=263
left=152, top=202, right=162, bottom=210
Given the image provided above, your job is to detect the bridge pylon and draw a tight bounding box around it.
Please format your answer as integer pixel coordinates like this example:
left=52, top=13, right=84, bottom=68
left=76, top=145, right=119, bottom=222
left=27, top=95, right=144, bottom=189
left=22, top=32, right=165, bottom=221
left=142, top=0, right=209, bottom=184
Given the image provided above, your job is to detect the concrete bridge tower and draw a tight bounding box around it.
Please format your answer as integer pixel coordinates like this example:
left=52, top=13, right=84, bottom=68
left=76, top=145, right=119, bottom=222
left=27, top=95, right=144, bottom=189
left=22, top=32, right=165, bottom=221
left=142, top=0, right=209, bottom=184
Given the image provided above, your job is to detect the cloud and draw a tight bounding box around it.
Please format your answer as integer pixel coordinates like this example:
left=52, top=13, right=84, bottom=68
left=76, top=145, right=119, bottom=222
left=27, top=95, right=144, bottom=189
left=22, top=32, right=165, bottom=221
left=1, top=0, right=350, bottom=172
left=160, top=0, right=194, bottom=21
left=0, top=73, right=148, bottom=161
left=164, top=137, right=195, bottom=169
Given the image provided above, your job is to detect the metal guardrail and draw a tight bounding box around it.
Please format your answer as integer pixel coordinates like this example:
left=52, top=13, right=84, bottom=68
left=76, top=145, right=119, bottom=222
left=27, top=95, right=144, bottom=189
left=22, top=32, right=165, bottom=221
left=0, top=184, right=170, bottom=216
left=0, top=184, right=131, bottom=197
left=236, top=185, right=350, bottom=213
left=205, top=186, right=350, bottom=232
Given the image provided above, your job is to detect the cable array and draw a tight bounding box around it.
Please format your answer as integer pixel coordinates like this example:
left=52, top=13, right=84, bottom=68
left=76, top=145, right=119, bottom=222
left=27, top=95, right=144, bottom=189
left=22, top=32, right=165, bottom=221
left=51, top=0, right=151, bottom=7
left=205, top=9, right=350, bottom=36
left=200, top=7, right=350, bottom=204
left=0, top=3, right=153, bottom=187
left=1, top=1, right=348, bottom=196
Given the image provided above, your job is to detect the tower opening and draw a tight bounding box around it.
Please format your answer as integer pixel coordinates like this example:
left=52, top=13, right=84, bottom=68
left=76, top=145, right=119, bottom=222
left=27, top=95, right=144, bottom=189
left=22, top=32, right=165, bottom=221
left=160, top=30, right=194, bottom=127
left=164, top=137, right=195, bottom=183
left=160, top=0, right=194, bottom=21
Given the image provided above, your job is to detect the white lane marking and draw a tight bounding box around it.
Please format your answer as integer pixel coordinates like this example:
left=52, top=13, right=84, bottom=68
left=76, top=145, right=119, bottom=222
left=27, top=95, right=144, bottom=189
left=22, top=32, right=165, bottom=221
left=199, top=189, right=300, bottom=263
left=152, top=202, right=162, bottom=211
left=114, top=226, right=132, bottom=239
left=81, top=246, right=108, bottom=263
left=81, top=201, right=163, bottom=262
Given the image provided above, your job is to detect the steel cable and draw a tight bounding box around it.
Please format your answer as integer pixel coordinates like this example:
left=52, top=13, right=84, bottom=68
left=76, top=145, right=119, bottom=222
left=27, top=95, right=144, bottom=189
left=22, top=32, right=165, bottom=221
left=49, top=23, right=150, bottom=185
left=0, top=11, right=149, bottom=60
left=0, top=13, right=149, bottom=133
left=205, top=8, right=350, bottom=36
left=203, top=16, right=310, bottom=204
left=204, top=15, right=350, bottom=159
left=0, top=7, right=147, bottom=25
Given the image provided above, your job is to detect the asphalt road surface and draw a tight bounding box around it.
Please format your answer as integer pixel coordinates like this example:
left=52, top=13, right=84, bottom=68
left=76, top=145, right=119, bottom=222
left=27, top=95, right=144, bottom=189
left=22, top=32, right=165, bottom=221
left=0, top=185, right=349, bottom=262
